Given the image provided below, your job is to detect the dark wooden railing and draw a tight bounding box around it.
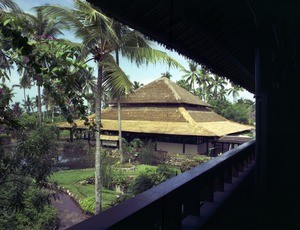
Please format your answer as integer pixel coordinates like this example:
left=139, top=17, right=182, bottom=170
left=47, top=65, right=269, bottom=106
left=70, top=140, right=256, bottom=230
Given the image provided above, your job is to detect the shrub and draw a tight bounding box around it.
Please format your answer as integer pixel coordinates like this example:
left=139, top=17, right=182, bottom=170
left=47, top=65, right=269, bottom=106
left=166, top=153, right=211, bottom=172
left=130, top=165, right=177, bottom=195
left=79, top=196, right=95, bottom=214
left=0, top=187, right=58, bottom=230
left=101, top=149, right=117, bottom=189
left=131, top=171, right=157, bottom=195
left=156, top=164, right=177, bottom=180
left=19, top=113, right=39, bottom=130
left=59, top=129, right=70, bottom=138
left=137, top=140, right=156, bottom=165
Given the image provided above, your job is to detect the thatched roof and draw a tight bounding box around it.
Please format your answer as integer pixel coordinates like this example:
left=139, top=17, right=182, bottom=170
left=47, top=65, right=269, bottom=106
left=113, top=77, right=212, bottom=107
left=218, top=135, right=254, bottom=144
left=57, top=106, right=253, bottom=137
left=100, top=135, right=118, bottom=141
left=102, top=106, right=187, bottom=122
left=57, top=77, right=254, bottom=137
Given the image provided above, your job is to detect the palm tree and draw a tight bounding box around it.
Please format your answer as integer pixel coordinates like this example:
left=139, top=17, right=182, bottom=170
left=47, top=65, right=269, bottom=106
left=182, top=61, right=200, bottom=94
left=207, top=74, right=228, bottom=100
left=20, top=7, right=68, bottom=125
left=82, top=68, right=97, bottom=95
left=101, top=85, right=111, bottom=109
left=176, top=79, right=190, bottom=91
left=42, top=86, right=58, bottom=121
left=41, top=1, right=128, bottom=213
left=22, top=95, right=35, bottom=114
left=227, top=82, right=244, bottom=102
left=81, top=68, right=97, bottom=113
left=161, top=71, right=172, bottom=79
left=196, top=67, right=211, bottom=102
left=0, top=0, right=23, bottom=11
left=132, top=81, right=144, bottom=90
left=218, top=87, right=229, bottom=101
left=12, top=72, right=34, bottom=103
left=41, top=0, right=184, bottom=213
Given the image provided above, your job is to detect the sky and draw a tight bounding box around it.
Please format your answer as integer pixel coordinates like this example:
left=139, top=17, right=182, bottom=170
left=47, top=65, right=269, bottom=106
left=9, top=0, right=254, bottom=104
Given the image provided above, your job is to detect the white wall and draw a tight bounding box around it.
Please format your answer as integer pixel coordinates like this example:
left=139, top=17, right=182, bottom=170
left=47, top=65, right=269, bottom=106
left=157, top=142, right=203, bottom=154
left=185, top=144, right=198, bottom=154
left=157, top=142, right=183, bottom=154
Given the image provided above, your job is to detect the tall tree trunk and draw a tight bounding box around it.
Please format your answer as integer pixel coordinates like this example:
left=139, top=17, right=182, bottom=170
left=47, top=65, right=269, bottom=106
left=95, top=63, right=103, bottom=214
left=117, top=99, right=123, bottom=162
left=115, top=49, right=123, bottom=161
left=51, top=106, right=54, bottom=123
left=37, top=84, right=42, bottom=125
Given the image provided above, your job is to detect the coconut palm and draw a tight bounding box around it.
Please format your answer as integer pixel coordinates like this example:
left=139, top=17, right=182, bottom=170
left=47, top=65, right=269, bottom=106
left=22, top=95, right=35, bottom=114
left=132, top=81, right=144, bottom=90
left=161, top=71, right=172, bottom=79
left=227, top=82, right=244, bottom=102
left=40, top=0, right=184, bottom=213
left=12, top=72, right=34, bottom=102
left=42, top=86, right=59, bottom=121
left=196, top=67, right=211, bottom=102
left=182, top=61, right=201, bottom=94
left=19, top=7, right=69, bottom=125
left=176, top=79, right=190, bottom=91
left=40, top=1, right=128, bottom=213
left=207, top=74, right=228, bottom=100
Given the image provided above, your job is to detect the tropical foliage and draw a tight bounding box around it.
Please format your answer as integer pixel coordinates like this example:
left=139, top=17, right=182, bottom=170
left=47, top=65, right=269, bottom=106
left=0, top=1, right=254, bottom=226
left=0, top=124, right=58, bottom=228
left=39, top=0, right=184, bottom=213
left=177, top=60, right=254, bottom=125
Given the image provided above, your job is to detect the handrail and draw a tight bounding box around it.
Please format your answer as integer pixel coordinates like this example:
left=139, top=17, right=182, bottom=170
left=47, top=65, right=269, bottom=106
left=70, top=140, right=255, bottom=230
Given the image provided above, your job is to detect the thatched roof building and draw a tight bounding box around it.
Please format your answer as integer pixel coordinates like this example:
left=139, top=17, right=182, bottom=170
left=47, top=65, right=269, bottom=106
left=58, top=77, right=254, bottom=154
left=59, top=77, right=253, bottom=136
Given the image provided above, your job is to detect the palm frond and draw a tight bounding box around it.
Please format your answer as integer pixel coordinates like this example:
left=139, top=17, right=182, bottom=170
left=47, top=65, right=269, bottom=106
left=121, top=46, right=185, bottom=70
left=121, top=30, right=152, bottom=48
left=0, top=0, right=22, bottom=12
left=39, top=2, right=119, bottom=48
left=38, top=5, right=88, bottom=35
left=101, top=54, right=133, bottom=99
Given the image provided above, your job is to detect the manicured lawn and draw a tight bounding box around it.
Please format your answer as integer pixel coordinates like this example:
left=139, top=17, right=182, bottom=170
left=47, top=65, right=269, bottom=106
left=50, top=164, right=181, bottom=214
left=50, top=165, right=158, bottom=188
left=50, top=168, right=119, bottom=213
left=50, top=168, right=95, bottom=195
left=49, top=165, right=162, bottom=213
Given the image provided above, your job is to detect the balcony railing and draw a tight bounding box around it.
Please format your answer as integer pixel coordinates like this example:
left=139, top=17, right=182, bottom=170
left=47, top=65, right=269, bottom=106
left=70, top=140, right=256, bottom=230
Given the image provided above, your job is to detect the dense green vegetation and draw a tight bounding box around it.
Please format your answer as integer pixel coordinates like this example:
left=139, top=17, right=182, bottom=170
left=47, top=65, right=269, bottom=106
left=0, top=125, right=59, bottom=229
left=49, top=165, right=160, bottom=213
left=0, top=0, right=255, bottom=228
left=50, top=164, right=181, bottom=214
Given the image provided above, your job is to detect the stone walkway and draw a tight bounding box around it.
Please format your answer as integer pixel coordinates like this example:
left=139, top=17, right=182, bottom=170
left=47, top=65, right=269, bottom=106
left=51, top=191, right=92, bottom=229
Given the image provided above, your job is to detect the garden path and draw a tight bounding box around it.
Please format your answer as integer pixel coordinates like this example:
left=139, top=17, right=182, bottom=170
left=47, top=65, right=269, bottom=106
left=51, top=191, right=92, bottom=229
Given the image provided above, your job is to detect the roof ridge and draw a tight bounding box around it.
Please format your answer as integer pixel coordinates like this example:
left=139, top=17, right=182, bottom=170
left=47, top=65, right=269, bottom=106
left=178, top=107, right=215, bottom=135
left=163, top=77, right=181, bottom=102
left=178, top=107, right=197, bottom=124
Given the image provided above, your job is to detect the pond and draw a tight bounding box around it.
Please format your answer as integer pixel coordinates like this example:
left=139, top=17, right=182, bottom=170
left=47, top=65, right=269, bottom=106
left=53, top=140, right=95, bottom=170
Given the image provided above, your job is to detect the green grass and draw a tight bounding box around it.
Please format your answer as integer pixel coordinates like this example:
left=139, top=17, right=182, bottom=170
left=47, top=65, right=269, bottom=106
left=124, top=164, right=157, bottom=175
left=50, top=166, right=157, bottom=192
left=49, top=164, right=180, bottom=213
left=50, top=168, right=95, bottom=191
left=50, top=168, right=120, bottom=213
